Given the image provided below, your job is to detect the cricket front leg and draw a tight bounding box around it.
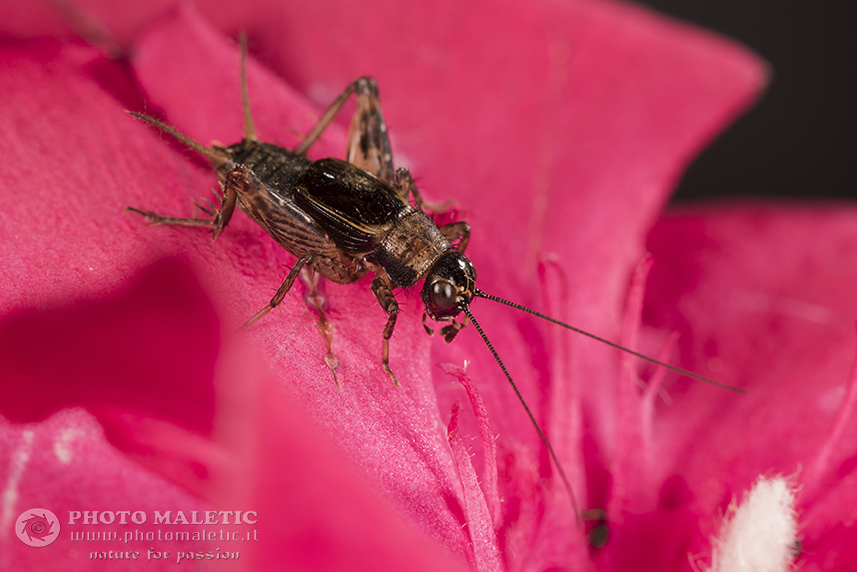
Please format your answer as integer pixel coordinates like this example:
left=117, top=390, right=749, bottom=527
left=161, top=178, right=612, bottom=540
left=394, top=167, right=455, bottom=214
left=439, top=221, right=471, bottom=254
left=371, top=274, right=400, bottom=386
left=393, top=167, right=423, bottom=205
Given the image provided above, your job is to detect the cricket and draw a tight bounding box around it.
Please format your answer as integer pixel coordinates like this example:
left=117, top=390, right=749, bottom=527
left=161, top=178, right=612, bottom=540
left=127, top=37, right=745, bottom=530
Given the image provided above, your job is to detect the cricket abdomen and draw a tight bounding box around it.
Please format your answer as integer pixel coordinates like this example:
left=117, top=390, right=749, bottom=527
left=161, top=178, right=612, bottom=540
left=222, top=140, right=313, bottom=197
left=218, top=141, right=361, bottom=283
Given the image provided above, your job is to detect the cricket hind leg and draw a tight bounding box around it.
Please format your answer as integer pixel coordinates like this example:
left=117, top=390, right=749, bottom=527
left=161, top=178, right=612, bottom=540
left=345, top=79, right=395, bottom=183
left=296, top=77, right=452, bottom=212
left=294, top=78, right=395, bottom=184
left=307, top=79, right=434, bottom=208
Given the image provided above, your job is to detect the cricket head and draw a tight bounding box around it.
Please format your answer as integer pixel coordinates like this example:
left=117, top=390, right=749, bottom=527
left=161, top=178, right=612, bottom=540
left=421, top=252, right=477, bottom=341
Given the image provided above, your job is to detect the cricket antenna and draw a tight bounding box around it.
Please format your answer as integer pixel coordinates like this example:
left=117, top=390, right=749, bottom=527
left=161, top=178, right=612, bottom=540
left=474, top=289, right=747, bottom=394
left=461, top=306, right=583, bottom=528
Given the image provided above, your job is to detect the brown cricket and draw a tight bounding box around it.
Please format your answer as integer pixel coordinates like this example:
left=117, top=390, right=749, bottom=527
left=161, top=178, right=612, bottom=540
left=128, top=37, right=745, bottom=529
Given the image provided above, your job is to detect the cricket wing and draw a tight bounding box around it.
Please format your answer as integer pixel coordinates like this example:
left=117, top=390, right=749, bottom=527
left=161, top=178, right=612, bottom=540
left=294, top=158, right=408, bottom=254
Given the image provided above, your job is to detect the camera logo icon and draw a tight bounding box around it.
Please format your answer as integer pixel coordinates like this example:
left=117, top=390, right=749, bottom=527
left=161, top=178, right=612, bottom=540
left=16, top=509, right=59, bottom=547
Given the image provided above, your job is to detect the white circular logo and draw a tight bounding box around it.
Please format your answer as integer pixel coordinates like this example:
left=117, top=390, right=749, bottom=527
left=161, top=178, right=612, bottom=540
left=16, top=508, right=60, bottom=547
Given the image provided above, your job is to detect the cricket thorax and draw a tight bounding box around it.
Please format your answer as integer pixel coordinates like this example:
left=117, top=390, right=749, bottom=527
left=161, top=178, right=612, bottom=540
left=372, top=209, right=451, bottom=288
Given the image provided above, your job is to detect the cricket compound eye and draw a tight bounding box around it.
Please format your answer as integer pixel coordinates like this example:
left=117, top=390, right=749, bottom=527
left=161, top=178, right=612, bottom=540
left=430, top=281, right=457, bottom=311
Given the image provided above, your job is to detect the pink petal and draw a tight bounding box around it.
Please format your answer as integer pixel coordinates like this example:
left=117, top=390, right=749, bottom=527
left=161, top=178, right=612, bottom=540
left=0, top=260, right=222, bottom=571
left=0, top=259, right=218, bottom=432
left=440, top=364, right=501, bottom=529
left=0, top=38, right=468, bottom=570
left=0, top=260, right=472, bottom=571
left=241, top=348, right=474, bottom=572
left=1, top=1, right=772, bottom=569
left=447, top=401, right=502, bottom=572
left=645, top=203, right=857, bottom=570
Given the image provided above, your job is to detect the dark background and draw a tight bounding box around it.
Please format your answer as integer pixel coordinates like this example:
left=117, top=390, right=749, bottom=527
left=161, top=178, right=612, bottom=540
left=637, top=2, right=855, bottom=203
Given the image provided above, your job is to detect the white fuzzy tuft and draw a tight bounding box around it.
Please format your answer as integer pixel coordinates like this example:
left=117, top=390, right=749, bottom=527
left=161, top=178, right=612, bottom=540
left=710, top=476, right=798, bottom=572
